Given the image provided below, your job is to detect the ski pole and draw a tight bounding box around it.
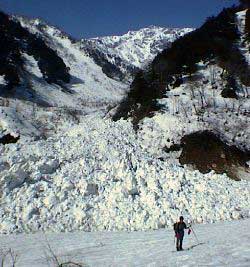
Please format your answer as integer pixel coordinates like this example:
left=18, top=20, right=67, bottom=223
left=190, top=225, right=200, bottom=244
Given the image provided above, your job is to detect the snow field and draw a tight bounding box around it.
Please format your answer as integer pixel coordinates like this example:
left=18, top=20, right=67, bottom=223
left=0, top=117, right=249, bottom=234
left=0, top=218, right=249, bottom=267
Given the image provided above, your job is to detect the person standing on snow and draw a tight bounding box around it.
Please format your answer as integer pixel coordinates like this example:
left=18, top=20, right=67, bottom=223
left=173, top=216, right=191, bottom=251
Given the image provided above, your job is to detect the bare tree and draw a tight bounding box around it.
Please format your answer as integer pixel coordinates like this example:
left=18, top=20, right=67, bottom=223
left=179, top=99, right=189, bottom=120
left=0, top=248, right=18, bottom=267
left=43, top=234, right=85, bottom=267
left=187, top=83, right=195, bottom=100
left=208, top=64, right=216, bottom=85
left=198, top=88, right=206, bottom=109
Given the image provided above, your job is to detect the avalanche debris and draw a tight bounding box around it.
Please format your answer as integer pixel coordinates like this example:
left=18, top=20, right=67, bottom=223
left=0, top=116, right=249, bottom=234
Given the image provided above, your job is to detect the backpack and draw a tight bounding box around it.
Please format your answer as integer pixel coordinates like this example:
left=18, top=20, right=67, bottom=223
left=173, top=222, right=178, bottom=232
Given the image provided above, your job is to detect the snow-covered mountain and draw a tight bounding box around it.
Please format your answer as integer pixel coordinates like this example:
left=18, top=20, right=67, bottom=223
left=0, top=12, right=130, bottom=138
left=84, top=26, right=193, bottom=81
left=0, top=4, right=250, bottom=237
left=114, top=5, right=250, bottom=180
left=0, top=12, right=191, bottom=138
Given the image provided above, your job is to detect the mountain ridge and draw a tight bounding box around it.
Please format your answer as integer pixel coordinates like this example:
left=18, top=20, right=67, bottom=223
left=0, top=10, right=190, bottom=137
left=114, top=5, right=250, bottom=123
left=85, top=26, right=193, bottom=81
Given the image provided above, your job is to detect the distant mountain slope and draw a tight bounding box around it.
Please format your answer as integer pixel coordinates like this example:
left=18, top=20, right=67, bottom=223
left=113, top=4, right=250, bottom=180
left=0, top=11, right=192, bottom=137
left=0, top=13, right=128, bottom=137
left=16, top=15, right=127, bottom=103
left=85, top=26, right=193, bottom=81
left=114, top=5, right=250, bottom=124
left=0, top=11, right=70, bottom=92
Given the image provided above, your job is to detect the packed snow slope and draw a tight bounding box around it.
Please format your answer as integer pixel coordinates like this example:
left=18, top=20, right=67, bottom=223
left=0, top=117, right=249, bottom=234
left=0, top=219, right=250, bottom=267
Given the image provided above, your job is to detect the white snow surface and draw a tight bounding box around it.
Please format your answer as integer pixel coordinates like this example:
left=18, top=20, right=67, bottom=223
left=0, top=75, right=7, bottom=86
left=0, top=116, right=249, bottom=235
left=88, top=26, right=194, bottom=69
left=0, top=219, right=249, bottom=267
left=236, top=10, right=250, bottom=65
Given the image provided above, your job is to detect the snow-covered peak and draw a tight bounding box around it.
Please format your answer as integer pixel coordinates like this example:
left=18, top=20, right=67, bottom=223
left=15, top=15, right=74, bottom=41
left=18, top=16, right=193, bottom=75
left=87, top=26, right=194, bottom=69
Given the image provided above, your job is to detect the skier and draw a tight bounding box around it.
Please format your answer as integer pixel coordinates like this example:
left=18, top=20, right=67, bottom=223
left=173, top=216, right=191, bottom=251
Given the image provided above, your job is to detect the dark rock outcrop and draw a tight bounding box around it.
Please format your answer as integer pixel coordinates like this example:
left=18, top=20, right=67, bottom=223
left=179, top=131, right=250, bottom=180
left=0, top=133, right=20, bottom=145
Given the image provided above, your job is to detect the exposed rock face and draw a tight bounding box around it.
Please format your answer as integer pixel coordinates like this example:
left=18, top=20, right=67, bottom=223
left=221, top=88, right=238, bottom=98
left=0, top=134, right=20, bottom=145
left=179, top=131, right=250, bottom=181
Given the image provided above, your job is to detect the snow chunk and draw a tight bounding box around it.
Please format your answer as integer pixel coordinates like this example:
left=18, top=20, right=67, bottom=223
left=0, top=75, right=7, bottom=86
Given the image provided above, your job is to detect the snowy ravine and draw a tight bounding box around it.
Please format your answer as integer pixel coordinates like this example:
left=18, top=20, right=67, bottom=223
left=0, top=16, right=193, bottom=138
left=0, top=117, right=249, bottom=234
left=0, top=15, right=128, bottom=138
left=1, top=9, right=250, bottom=266
left=0, top=219, right=249, bottom=267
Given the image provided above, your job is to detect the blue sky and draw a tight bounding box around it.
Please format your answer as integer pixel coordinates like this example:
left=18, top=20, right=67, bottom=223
left=1, top=0, right=238, bottom=39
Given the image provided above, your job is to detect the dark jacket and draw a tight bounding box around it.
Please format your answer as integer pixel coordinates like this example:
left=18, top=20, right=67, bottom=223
left=174, top=222, right=187, bottom=238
